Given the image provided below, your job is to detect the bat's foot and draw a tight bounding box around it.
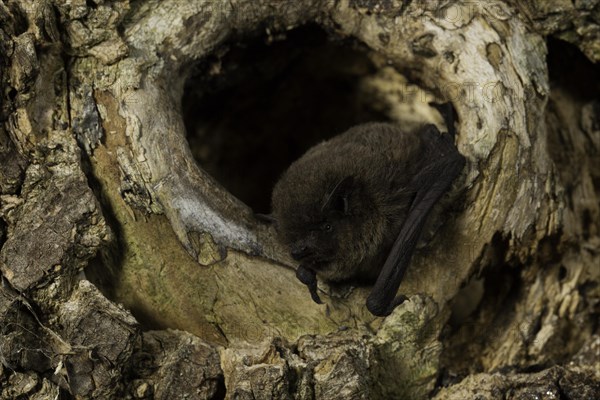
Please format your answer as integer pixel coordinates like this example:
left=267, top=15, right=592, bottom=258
left=296, top=264, right=323, bottom=304
left=366, top=294, right=408, bottom=317
left=308, top=284, right=323, bottom=304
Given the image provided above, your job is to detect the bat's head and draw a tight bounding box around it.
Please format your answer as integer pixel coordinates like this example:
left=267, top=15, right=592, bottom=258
left=272, top=158, right=382, bottom=280
left=272, top=173, right=356, bottom=264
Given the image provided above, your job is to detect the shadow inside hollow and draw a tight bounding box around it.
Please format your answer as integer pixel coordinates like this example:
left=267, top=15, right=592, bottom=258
left=182, top=24, right=391, bottom=214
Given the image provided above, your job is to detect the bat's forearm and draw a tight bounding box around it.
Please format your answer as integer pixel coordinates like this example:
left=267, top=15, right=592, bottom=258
left=367, top=133, right=465, bottom=316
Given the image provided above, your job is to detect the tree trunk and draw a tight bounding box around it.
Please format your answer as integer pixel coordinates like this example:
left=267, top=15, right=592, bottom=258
left=0, top=0, right=598, bottom=399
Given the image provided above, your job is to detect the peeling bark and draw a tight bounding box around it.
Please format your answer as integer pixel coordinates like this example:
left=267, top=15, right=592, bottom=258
left=0, top=0, right=598, bottom=399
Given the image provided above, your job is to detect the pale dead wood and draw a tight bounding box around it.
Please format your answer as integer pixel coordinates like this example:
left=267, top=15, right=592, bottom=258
left=0, top=0, right=598, bottom=399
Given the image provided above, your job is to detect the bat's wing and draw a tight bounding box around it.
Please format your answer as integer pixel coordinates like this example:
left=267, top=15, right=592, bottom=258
left=366, top=125, right=465, bottom=316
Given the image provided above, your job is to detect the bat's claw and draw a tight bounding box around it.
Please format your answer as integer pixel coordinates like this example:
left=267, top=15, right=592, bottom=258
left=308, top=283, right=323, bottom=304
left=367, top=294, right=408, bottom=317
left=390, top=294, right=408, bottom=310
left=254, top=213, right=277, bottom=224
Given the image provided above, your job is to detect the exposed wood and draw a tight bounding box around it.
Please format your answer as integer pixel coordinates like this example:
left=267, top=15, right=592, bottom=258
left=0, top=0, right=598, bottom=398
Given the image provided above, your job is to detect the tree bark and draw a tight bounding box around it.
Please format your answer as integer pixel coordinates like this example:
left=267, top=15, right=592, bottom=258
left=0, top=0, right=598, bottom=399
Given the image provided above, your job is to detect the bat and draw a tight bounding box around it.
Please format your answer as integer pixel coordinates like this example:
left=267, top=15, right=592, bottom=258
left=271, top=104, right=465, bottom=316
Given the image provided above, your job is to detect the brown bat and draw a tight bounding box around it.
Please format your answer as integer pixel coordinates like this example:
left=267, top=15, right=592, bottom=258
left=271, top=104, right=465, bottom=316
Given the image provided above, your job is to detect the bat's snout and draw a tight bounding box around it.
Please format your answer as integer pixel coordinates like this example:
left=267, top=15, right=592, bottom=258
left=290, top=244, right=313, bottom=261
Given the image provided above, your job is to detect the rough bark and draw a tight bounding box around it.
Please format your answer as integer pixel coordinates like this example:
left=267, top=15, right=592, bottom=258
left=0, top=0, right=598, bottom=399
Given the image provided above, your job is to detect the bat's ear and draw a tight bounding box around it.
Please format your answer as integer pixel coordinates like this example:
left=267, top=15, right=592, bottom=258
left=323, top=176, right=354, bottom=215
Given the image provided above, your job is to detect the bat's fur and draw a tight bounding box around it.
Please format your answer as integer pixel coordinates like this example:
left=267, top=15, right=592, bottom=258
left=272, top=119, right=465, bottom=315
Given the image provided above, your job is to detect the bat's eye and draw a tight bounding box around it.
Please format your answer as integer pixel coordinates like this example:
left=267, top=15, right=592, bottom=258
left=323, top=223, right=332, bottom=232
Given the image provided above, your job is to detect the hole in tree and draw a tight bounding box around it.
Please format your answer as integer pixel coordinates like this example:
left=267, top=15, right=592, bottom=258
left=85, top=23, right=438, bottom=341
left=558, top=265, right=567, bottom=281
left=547, top=37, right=600, bottom=100
left=182, top=24, right=393, bottom=214
left=7, top=87, right=17, bottom=101
left=545, top=38, right=600, bottom=234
